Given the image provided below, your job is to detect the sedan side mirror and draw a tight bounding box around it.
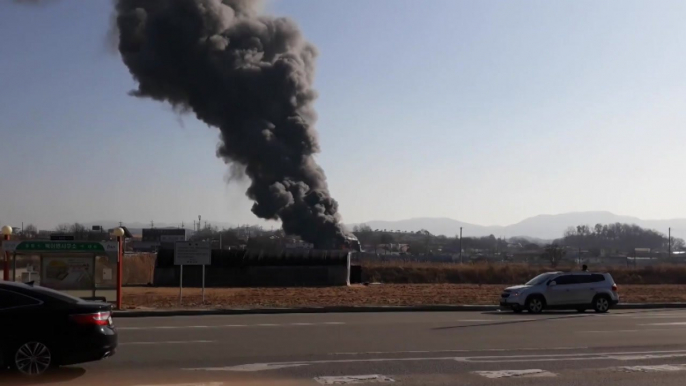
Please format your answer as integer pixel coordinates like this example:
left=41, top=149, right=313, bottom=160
left=548, top=281, right=557, bottom=286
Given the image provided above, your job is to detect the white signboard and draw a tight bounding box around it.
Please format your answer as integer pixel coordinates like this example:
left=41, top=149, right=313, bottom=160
left=1, top=241, right=20, bottom=252
left=102, top=241, right=119, bottom=252
left=174, top=241, right=211, bottom=265
left=42, top=256, right=94, bottom=290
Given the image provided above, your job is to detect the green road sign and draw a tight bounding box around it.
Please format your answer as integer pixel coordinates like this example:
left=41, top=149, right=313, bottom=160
left=15, top=241, right=106, bottom=251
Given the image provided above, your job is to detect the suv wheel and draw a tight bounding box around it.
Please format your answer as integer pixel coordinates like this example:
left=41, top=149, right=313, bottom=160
left=13, top=341, right=52, bottom=376
left=526, top=296, right=545, bottom=314
left=593, top=295, right=611, bottom=313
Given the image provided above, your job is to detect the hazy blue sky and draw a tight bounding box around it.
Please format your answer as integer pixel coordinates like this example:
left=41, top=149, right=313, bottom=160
left=1, top=0, right=686, bottom=230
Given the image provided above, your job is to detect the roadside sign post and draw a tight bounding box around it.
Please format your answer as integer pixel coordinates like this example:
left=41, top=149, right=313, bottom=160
left=179, top=264, right=183, bottom=306
left=174, top=241, right=211, bottom=306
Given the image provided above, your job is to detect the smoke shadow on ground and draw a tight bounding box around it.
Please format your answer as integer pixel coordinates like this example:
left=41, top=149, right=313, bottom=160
left=431, top=313, right=599, bottom=331
left=0, top=367, right=86, bottom=386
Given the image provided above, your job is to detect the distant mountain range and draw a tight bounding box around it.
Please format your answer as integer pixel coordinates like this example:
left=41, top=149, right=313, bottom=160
left=353, top=211, right=685, bottom=240
left=61, top=211, right=684, bottom=240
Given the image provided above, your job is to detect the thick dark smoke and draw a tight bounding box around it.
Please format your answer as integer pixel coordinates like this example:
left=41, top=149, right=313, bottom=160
left=115, top=0, right=345, bottom=248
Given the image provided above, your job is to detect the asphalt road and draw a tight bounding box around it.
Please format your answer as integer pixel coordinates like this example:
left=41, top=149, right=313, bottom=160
left=7, top=308, right=686, bottom=386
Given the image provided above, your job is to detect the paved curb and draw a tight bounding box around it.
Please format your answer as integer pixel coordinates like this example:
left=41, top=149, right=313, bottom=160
left=112, top=303, right=686, bottom=318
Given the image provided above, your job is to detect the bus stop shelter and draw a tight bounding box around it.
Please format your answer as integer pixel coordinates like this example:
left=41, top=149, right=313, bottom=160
left=2, top=240, right=120, bottom=304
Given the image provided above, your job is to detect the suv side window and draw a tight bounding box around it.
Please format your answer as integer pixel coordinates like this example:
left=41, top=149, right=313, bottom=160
left=554, top=275, right=575, bottom=285
left=575, top=274, right=592, bottom=284
left=0, top=289, right=41, bottom=310
left=590, top=274, right=606, bottom=283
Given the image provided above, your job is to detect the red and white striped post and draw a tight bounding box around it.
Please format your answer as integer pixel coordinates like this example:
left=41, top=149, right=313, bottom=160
left=1, top=226, right=12, bottom=281
left=113, top=227, right=125, bottom=309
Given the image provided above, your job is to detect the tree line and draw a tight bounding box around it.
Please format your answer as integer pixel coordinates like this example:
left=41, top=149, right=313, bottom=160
left=353, top=222, right=683, bottom=257
left=351, top=224, right=510, bottom=255
left=5, top=221, right=682, bottom=257
left=558, top=223, right=683, bottom=254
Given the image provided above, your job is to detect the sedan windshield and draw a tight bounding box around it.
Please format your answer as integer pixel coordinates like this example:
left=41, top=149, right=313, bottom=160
left=525, top=273, right=557, bottom=286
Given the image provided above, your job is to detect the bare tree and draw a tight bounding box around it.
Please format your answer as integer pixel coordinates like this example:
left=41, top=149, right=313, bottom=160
left=55, top=223, right=70, bottom=233
left=23, top=224, right=38, bottom=239
left=69, top=223, right=88, bottom=240
left=379, top=233, right=395, bottom=254
left=541, top=244, right=566, bottom=268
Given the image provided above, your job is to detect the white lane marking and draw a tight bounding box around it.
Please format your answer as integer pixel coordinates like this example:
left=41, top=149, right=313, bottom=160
left=581, top=330, right=639, bottom=333
left=118, top=322, right=345, bottom=330
left=582, top=328, right=686, bottom=334
left=117, top=325, right=243, bottom=330
left=314, top=375, right=394, bottom=384
left=474, top=369, right=557, bottom=379
left=184, top=349, right=686, bottom=372
left=641, top=322, right=686, bottom=326
left=617, top=364, right=686, bottom=372
left=134, top=383, right=224, bottom=386
left=330, top=346, right=588, bottom=355
left=187, top=363, right=308, bottom=372
left=121, top=340, right=215, bottom=345
left=611, top=312, right=686, bottom=317
left=455, top=319, right=533, bottom=322
left=606, top=354, right=686, bottom=361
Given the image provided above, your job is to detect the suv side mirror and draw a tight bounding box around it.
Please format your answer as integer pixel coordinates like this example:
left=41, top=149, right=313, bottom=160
left=548, top=280, right=557, bottom=286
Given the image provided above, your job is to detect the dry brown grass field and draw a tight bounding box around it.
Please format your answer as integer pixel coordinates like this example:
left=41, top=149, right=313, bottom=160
left=121, top=257, right=686, bottom=308
left=122, top=284, right=686, bottom=309
left=122, top=253, right=156, bottom=285
left=361, top=261, right=686, bottom=285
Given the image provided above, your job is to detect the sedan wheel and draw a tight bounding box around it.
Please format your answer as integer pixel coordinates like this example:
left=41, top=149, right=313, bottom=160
left=14, top=342, right=52, bottom=376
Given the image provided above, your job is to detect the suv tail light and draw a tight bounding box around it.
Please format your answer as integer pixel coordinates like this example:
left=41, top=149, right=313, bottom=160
left=71, top=311, right=111, bottom=326
left=612, top=284, right=618, bottom=292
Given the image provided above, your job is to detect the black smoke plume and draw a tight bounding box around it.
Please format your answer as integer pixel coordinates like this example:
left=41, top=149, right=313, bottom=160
left=115, top=0, right=345, bottom=248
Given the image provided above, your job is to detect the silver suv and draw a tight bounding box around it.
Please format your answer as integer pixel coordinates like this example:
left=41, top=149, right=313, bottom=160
left=500, top=271, right=619, bottom=314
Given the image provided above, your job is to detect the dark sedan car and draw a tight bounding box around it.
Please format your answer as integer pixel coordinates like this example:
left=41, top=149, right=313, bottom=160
left=0, top=282, right=117, bottom=376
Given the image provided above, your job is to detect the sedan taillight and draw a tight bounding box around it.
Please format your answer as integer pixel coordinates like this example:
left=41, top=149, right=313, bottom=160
left=71, top=311, right=111, bottom=326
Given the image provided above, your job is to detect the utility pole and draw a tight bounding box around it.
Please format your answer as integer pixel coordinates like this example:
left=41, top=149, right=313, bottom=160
left=578, top=247, right=581, bottom=266
left=669, top=227, right=672, bottom=258
left=459, top=227, right=463, bottom=264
